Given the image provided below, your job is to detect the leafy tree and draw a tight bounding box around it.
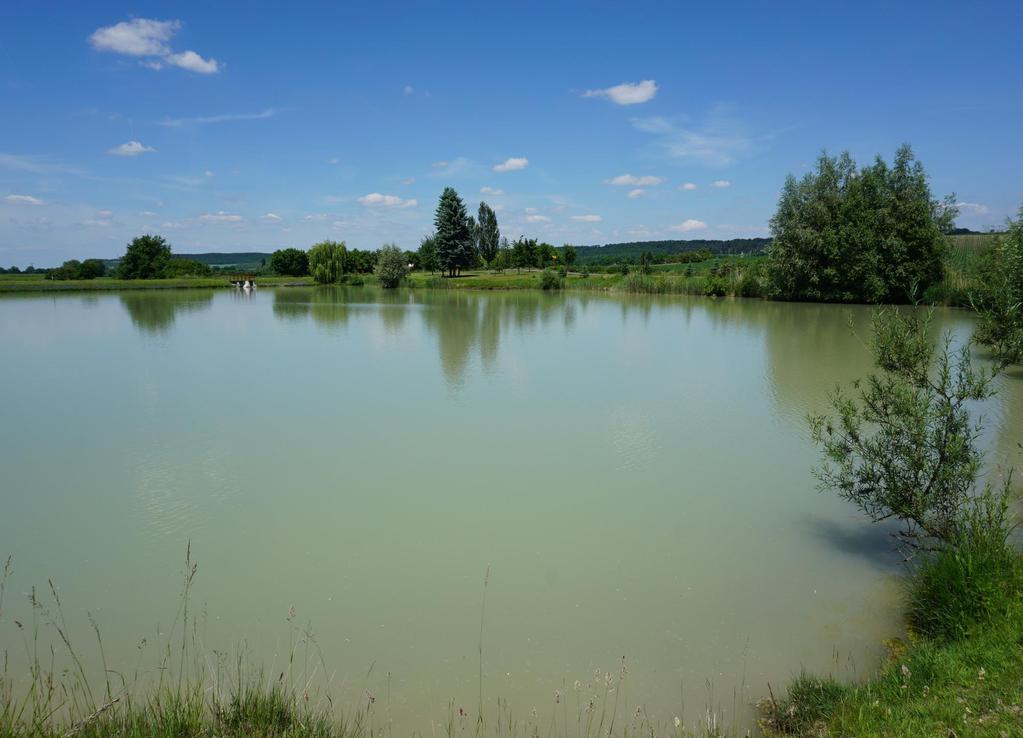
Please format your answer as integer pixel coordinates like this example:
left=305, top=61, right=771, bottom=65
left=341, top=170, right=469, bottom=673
left=640, top=250, right=654, bottom=274
left=346, top=249, right=378, bottom=274
left=119, top=234, right=171, bottom=279
left=768, top=145, right=956, bottom=302
left=80, top=258, right=106, bottom=279
left=308, top=240, right=347, bottom=284
left=46, top=260, right=83, bottom=280
left=434, top=187, right=474, bottom=277
left=810, top=307, right=1009, bottom=549
left=375, top=244, right=408, bottom=288
left=538, top=242, right=556, bottom=269
left=270, top=247, right=309, bottom=276
left=162, top=258, right=213, bottom=277
left=973, top=207, right=1023, bottom=363
left=475, top=202, right=500, bottom=267
left=562, top=245, right=577, bottom=270
left=417, top=235, right=439, bottom=273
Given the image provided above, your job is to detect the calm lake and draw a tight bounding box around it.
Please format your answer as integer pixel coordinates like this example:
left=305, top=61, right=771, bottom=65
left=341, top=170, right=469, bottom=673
left=2, top=287, right=1020, bottom=733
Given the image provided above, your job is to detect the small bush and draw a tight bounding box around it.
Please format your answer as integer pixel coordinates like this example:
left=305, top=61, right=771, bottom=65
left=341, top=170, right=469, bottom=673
left=580, top=265, right=591, bottom=277
left=908, top=488, right=1022, bottom=641
left=760, top=672, right=847, bottom=735
left=704, top=275, right=729, bottom=296
left=539, top=268, right=563, bottom=290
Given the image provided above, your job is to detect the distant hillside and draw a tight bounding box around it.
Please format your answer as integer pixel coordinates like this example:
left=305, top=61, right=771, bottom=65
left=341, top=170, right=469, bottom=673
left=102, top=252, right=273, bottom=272
left=573, top=238, right=770, bottom=265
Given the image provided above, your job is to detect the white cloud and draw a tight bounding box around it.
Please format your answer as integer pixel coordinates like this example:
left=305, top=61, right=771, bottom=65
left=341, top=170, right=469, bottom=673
left=198, top=211, right=244, bottom=223
left=204, top=170, right=215, bottom=177
left=328, top=158, right=340, bottom=165
left=88, top=18, right=219, bottom=74
left=671, top=219, right=708, bottom=232
left=108, top=140, right=155, bottom=156
left=403, top=85, right=415, bottom=95
left=160, top=109, right=276, bottom=127
left=138, top=210, right=158, bottom=217
left=524, top=207, right=537, bottom=214
left=605, top=173, right=663, bottom=186
left=957, top=201, right=990, bottom=215
left=96, top=209, right=113, bottom=217
left=431, top=161, right=448, bottom=169
left=305, top=213, right=329, bottom=221
left=357, top=193, right=417, bottom=208
left=481, top=186, right=505, bottom=196
left=89, top=18, right=179, bottom=56
left=260, top=213, right=282, bottom=222
left=82, top=219, right=112, bottom=227
left=571, top=214, right=602, bottom=222
left=680, top=182, right=698, bottom=191
left=493, top=157, right=528, bottom=172
left=491, top=204, right=505, bottom=213
left=526, top=214, right=551, bottom=223
left=712, top=180, right=731, bottom=188
left=401, top=177, right=415, bottom=185
left=627, top=189, right=646, bottom=199
left=4, top=194, right=44, bottom=205
left=582, top=79, right=658, bottom=105
left=164, top=50, right=219, bottom=74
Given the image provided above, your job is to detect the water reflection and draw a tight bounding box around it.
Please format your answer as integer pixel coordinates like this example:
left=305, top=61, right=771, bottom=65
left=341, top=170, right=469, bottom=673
left=120, top=290, right=214, bottom=335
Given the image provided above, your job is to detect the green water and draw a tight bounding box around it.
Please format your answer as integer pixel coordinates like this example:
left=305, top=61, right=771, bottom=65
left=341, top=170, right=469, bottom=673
left=2, top=287, right=1019, bottom=733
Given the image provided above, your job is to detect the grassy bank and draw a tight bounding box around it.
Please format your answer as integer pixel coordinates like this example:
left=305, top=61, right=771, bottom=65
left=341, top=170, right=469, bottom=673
left=0, top=274, right=312, bottom=293
left=760, top=598, right=1023, bottom=737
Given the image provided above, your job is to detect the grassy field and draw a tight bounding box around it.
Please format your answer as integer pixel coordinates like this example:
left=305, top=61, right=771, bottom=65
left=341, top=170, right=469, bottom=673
left=0, top=274, right=311, bottom=293
left=0, top=236, right=1004, bottom=303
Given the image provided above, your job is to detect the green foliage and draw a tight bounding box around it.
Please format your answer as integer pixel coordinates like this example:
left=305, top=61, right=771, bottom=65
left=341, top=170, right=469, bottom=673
left=972, top=207, right=1023, bottom=363
left=308, top=240, right=347, bottom=284
left=562, top=245, right=577, bottom=269
left=118, top=234, right=172, bottom=279
left=768, top=145, right=956, bottom=302
left=434, top=187, right=475, bottom=276
left=46, top=259, right=84, bottom=280
left=761, top=673, right=848, bottom=735
left=417, top=235, right=439, bottom=273
left=162, top=258, right=213, bottom=278
left=269, top=247, right=309, bottom=276
left=908, top=487, right=1022, bottom=641
left=539, top=268, right=563, bottom=290
left=375, top=244, right=408, bottom=288
left=510, top=237, right=538, bottom=272
left=475, top=202, right=500, bottom=267
left=811, top=307, right=1006, bottom=548
left=639, top=250, right=653, bottom=274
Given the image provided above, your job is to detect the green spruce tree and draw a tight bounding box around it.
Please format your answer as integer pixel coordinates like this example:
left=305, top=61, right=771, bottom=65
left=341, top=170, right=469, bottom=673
left=434, top=187, right=473, bottom=277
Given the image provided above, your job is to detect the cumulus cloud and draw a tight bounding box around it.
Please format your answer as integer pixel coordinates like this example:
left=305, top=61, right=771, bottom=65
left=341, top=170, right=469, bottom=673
left=957, top=201, right=990, bottom=215
left=627, top=189, right=646, bottom=199
left=481, top=186, right=505, bottom=196
left=571, top=214, right=602, bottom=222
left=671, top=219, right=707, bottom=232
left=88, top=18, right=220, bottom=74
left=4, top=194, right=44, bottom=205
left=164, top=50, right=219, bottom=74
left=526, top=214, right=551, bottom=223
left=712, top=180, right=731, bottom=188
left=357, top=193, right=417, bottom=208
left=198, top=211, right=243, bottom=222
left=493, top=157, right=528, bottom=172
left=89, top=18, right=178, bottom=56
left=605, top=173, right=663, bottom=186
left=260, top=213, right=282, bottom=222
left=582, top=79, right=658, bottom=105
left=680, top=182, right=698, bottom=191
left=404, top=85, right=415, bottom=95
left=107, top=140, right=155, bottom=156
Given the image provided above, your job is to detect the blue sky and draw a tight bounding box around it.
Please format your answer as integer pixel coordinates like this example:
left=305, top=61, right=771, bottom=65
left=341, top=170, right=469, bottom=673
left=1, top=0, right=1021, bottom=267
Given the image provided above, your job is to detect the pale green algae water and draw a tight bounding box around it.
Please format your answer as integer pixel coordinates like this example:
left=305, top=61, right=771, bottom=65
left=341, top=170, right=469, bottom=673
left=2, top=287, right=1020, bottom=733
